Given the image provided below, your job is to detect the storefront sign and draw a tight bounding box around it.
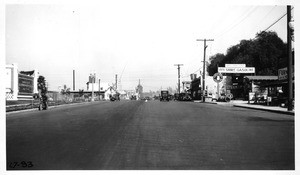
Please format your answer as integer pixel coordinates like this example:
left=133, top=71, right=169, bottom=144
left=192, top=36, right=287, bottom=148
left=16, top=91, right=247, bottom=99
left=278, top=67, right=287, bottom=80
left=278, top=67, right=294, bottom=81
left=218, top=67, right=255, bottom=73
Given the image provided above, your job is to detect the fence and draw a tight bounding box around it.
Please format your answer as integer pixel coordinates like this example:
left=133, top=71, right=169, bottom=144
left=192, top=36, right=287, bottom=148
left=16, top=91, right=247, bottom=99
left=6, top=95, right=104, bottom=112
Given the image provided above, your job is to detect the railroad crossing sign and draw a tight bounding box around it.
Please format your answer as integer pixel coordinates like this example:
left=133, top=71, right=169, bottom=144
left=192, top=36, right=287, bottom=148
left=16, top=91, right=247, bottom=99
left=226, top=93, right=233, bottom=99
left=213, top=72, right=223, bottom=83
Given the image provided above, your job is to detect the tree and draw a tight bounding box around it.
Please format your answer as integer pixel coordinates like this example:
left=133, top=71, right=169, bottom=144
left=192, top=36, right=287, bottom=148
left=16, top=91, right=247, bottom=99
left=37, top=76, right=47, bottom=94
left=61, top=85, right=70, bottom=95
left=37, top=75, right=48, bottom=110
left=254, top=31, right=287, bottom=75
left=207, top=53, right=225, bottom=76
left=79, top=89, right=84, bottom=97
left=207, top=31, right=287, bottom=76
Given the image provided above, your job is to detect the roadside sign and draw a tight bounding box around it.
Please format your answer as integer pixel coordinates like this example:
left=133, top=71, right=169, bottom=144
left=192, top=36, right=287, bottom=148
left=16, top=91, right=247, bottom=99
left=226, top=93, right=233, bottom=99
left=218, top=67, right=255, bottom=73
left=213, top=72, right=223, bottom=83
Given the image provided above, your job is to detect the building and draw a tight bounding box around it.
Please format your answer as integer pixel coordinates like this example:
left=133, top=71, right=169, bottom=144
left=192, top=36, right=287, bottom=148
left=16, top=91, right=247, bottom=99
left=190, top=77, right=202, bottom=100
left=135, top=79, right=143, bottom=99
left=244, top=75, right=293, bottom=106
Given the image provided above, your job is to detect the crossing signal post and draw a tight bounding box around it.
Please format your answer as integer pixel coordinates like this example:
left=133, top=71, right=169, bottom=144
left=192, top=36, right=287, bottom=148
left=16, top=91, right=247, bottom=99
left=213, top=72, right=223, bottom=100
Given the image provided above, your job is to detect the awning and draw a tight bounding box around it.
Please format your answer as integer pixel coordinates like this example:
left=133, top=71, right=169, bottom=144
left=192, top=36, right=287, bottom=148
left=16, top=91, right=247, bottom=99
left=244, top=76, right=278, bottom=81
left=260, top=80, right=294, bottom=87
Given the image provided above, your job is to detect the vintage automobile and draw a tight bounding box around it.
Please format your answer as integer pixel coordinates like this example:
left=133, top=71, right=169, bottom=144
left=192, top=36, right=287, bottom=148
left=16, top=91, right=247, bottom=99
left=160, top=90, right=169, bottom=101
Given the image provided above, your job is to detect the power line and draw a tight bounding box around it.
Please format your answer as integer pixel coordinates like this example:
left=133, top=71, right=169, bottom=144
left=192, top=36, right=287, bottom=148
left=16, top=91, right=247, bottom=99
left=211, top=6, right=253, bottom=37
left=250, top=6, right=277, bottom=33
left=263, top=12, right=287, bottom=32
left=262, top=6, right=293, bottom=32
left=216, top=6, right=258, bottom=39
left=181, top=68, right=201, bottom=78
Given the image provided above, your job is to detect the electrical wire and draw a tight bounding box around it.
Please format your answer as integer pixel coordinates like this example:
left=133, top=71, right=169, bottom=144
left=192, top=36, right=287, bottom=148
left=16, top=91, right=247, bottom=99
left=249, top=6, right=277, bottom=34
left=262, top=11, right=287, bottom=32
left=215, top=6, right=259, bottom=39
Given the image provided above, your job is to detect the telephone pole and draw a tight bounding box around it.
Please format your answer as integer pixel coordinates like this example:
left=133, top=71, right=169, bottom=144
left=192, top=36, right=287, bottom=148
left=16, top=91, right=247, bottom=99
left=115, top=74, right=118, bottom=90
left=196, top=39, right=214, bottom=102
left=174, top=64, right=183, bottom=93
left=73, top=70, right=75, bottom=91
left=287, top=6, right=293, bottom=111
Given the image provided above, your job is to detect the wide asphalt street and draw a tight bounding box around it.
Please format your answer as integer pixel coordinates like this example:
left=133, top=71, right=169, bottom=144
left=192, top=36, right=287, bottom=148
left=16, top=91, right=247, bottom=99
left=6, top=100, right=294, bottom=170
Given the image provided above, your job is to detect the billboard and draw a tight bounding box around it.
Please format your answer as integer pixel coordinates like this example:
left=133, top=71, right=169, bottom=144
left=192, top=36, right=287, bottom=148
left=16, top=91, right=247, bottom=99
left=18, top=73, right=34, bottom=95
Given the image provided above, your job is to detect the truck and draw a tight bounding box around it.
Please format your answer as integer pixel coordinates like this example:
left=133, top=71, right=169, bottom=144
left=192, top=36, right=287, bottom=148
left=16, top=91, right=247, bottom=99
left=160, top=90, right=169, bottom=101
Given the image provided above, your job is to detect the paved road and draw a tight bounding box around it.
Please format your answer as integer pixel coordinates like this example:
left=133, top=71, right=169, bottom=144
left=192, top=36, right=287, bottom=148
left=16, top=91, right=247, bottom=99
left=6, top=100, right=294, bottom=170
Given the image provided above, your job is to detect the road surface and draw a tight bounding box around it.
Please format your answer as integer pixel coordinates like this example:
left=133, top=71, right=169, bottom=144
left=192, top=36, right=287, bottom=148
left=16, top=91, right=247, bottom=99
left=6, top=100, right=294, bottom=170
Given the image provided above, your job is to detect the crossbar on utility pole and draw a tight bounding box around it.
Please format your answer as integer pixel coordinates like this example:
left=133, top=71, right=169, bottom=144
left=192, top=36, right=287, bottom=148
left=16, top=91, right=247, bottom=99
left=174, top=64, right=183, bottom=94
left=196, top=39, right=214, bottom=102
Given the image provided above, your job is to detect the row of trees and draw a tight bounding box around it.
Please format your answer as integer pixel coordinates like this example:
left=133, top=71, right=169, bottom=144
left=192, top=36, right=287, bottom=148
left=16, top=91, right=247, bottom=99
left=207, top=31, right=288, bottom=76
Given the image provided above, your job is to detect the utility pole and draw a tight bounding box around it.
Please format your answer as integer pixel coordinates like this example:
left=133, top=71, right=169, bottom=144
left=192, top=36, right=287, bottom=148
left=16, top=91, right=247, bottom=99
left=99, top=79, right=101, bottom=91
left=287, top=6, right=293, bottom=111
left=98, top=78, right=101, bottom=100
left=174, top=64, right=183, bottom=94
left=73, top=70, right=75, bottom=91
left=196, top=39, right=214, bottom=102
left=115, top=74, right=118, bottom=91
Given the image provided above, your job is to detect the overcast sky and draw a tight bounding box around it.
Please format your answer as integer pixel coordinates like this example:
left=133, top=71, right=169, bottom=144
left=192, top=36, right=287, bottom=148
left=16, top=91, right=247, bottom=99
left=5, top=1, right=292, bottom=92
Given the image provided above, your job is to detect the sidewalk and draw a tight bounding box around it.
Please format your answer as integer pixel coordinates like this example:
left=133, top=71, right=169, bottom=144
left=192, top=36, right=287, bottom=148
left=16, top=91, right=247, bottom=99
left=195, top=98, right=294, bottom=116
left=232, top=102, right=294, bottom=116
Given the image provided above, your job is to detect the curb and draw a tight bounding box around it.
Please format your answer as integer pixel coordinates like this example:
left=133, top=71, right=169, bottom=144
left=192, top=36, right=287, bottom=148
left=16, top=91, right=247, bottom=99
left=193, top=101, right=218, bottom=105
left=233, top=105, right=295, bottom=116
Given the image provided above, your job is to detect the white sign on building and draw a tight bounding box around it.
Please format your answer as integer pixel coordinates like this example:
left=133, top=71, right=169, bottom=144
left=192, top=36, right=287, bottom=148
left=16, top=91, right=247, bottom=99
left=225, top=64, right=246, bottom=68
left=218, top=67, right=255, bottom=73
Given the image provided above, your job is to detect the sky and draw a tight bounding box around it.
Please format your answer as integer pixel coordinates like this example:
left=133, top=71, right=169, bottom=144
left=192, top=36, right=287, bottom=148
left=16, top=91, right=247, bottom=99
left=5, top=1, right=293, bottom=92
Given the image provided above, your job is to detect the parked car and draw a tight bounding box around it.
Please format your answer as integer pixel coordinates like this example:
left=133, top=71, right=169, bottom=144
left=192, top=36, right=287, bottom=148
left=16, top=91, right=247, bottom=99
left=178, top=93, right=192, bottom=101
